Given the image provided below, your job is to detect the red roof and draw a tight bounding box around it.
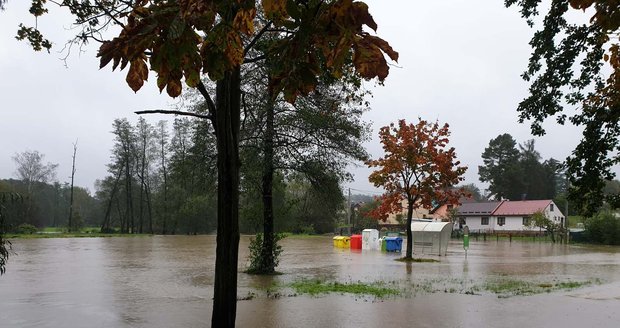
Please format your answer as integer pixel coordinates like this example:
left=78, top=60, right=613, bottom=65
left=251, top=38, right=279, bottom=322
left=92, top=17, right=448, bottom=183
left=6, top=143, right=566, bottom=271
left=493, top=200, right=552, bottom=216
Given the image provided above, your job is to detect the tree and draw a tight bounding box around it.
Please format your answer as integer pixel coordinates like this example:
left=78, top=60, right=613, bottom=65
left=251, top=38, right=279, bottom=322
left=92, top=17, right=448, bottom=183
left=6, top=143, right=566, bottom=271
left=478, top=134, right=524, bottom=200
left=528, top=210, right=564, bottom=243
left=0, top=192, right=20, bottom=275
left=155, top=120, right=171, bottom=234
left=518, top=139, right=554, bottom=200
left=68, top=141, right=77, bottom=232
left=12, top=150, right=58, bottom=225
left=505, top=0, right=620, bottom=216
left=367, top=119, right=467, bottom=259
left=459, top=183, right=485, bottom=202
left=20, top=2, right=397, bottom=326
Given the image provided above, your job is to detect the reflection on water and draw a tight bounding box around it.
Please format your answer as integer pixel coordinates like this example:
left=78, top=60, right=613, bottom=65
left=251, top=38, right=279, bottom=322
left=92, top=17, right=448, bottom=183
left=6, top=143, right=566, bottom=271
left=1, top=236, right=619, bottom=327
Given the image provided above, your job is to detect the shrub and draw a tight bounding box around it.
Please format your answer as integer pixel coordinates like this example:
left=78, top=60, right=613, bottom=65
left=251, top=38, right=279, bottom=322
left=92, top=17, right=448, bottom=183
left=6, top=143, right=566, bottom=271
left=16, top=223, right=37, bottom=234
left=584, top=211, right=620, bottom=245
left=246, top=233, right=285, bottom=274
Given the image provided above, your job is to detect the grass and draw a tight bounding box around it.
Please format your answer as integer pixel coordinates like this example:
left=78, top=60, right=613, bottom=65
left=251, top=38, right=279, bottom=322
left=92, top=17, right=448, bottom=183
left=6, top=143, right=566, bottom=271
left=290, top=279, right=401, bottom=298
left=484, top=278, right=595, bottom=297
left=395, top=257, right=440, bottom=263
left=7, top=232, right=141, bottom=239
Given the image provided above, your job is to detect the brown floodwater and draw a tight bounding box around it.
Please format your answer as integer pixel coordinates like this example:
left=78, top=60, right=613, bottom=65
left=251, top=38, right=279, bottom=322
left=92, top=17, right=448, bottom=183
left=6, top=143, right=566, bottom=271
left=1, top=235, right=619, bottom=327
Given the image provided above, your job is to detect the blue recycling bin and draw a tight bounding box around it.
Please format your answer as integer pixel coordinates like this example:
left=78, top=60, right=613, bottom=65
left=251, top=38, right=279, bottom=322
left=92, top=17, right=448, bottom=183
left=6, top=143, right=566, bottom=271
left=385, top=237, right=403, bottom=252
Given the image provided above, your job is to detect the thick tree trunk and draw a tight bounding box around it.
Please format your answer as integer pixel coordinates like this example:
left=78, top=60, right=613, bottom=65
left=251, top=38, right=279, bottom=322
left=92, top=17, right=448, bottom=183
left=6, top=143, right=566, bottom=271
left=406, top=199, right=414, bottom=259
left=211, top=68, right=241, bottom=328
left=260, top=100, right=275, bottom=273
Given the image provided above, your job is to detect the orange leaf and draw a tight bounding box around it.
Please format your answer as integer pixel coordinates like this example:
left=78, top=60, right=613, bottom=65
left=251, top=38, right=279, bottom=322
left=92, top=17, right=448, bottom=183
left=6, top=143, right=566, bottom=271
left=125, top=58, right=149, bottom=92
left=166, top=78, right=182, bottom=98
left=233, top=7, right=256, bottom=35
left=262, top=0, right=288, bottom=22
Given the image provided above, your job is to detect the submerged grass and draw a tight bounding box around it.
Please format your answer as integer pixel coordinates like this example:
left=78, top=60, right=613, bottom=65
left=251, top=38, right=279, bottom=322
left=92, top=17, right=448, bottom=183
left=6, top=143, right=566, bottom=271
left=395, top=257, right=440, bottom=263
left=484, top=278, right=595, bottom=297
left=290, top=279, right=400, bottom=298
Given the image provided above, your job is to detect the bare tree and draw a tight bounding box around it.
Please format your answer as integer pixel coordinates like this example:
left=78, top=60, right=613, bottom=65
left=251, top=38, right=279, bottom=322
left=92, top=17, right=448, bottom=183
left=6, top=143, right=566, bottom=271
left=68, top=141, right=77, bottom=232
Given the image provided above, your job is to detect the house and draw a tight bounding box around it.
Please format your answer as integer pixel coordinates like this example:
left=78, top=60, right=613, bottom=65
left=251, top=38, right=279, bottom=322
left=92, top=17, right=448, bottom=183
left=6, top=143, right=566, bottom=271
left=456, top=201, right=503, bottom=232
left=456, top=199, right=565, bottom=233
left=383, top=199, right=434, bottom=226
left=383, top=196, right=469, bottom=226
left=492, top=199, right=564, bottom=232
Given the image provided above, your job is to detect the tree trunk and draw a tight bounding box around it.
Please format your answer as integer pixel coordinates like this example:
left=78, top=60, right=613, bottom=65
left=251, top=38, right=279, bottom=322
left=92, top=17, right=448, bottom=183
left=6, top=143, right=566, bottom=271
left=146, top=181, right=153, bottom=234
left=125, top=156, right=134, bottom=234
left=260, top=99, right=275, bottom=273
left=68, top=142, right=77, bottom=232
left=406, top=199, right=414, bottom=259
left=101, top=167, right=123, bottom=232
left=211, top=68, right=241, bottom=328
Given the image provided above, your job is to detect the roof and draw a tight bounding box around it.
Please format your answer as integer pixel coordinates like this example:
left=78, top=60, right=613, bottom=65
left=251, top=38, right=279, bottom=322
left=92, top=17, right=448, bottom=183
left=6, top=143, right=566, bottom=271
left=493, top=200, right=552, bottom=216
left=456, top=201, right=502, bottom=216
left=411, top=222, right=452, bottom=232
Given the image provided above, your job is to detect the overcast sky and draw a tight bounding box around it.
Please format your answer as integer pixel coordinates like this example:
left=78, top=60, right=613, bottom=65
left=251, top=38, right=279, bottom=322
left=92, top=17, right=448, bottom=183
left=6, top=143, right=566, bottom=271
left=0, top=1, right=596, bottom=196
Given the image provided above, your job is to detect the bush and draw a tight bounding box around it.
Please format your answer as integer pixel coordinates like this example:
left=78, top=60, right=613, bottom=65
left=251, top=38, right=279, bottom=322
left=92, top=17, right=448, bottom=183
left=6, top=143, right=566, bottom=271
left=584, top=211, right=620, bottom=245
left=246, top=233, right=285, bottom=274
left=16, top=223, right=37, bottom=234
left=100, top=227, right=117, bottom=233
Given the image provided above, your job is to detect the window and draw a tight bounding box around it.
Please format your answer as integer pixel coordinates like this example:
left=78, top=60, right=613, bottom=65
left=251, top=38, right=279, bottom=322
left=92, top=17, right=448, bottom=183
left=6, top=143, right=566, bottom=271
left=447, top=204, right=453, bottom=210
left=498, top=217, right=505, bottom=226
left=459, top=217, right=466, bottom=225
left=481, top=217, right=489, bottom=225
left=550, top=204, right=554, bottom=212
left=523, top=217, right=530, bottom=226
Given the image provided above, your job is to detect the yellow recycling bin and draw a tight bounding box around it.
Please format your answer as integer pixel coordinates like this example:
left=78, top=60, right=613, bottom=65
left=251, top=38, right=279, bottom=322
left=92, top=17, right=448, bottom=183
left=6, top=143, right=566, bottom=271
left=332, top=236, right=351, bottom=248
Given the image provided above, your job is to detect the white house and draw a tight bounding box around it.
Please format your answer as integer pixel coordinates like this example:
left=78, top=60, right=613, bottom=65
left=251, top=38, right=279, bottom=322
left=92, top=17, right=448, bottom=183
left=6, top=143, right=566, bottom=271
left=456, top=201, right=502, bottom=232
left=492, top=199, right=564, bottom=231
left=456, top=199, right=564, bottom=232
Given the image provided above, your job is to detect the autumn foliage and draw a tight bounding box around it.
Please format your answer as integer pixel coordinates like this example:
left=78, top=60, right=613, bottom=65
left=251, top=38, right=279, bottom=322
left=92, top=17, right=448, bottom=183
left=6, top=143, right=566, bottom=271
left=366, top=119, right=467, bottom=258
left=93, top=0, right=398, bottom=101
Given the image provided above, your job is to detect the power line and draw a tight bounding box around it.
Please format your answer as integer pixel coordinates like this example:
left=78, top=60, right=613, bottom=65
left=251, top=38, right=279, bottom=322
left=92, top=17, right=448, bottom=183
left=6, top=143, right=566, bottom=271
left=346, top=187, right=384, bottom=195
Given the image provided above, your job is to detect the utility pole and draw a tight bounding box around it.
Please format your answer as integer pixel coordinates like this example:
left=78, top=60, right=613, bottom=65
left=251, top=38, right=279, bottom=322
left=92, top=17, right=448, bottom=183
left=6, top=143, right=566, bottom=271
left=347, top=188, right=351, bottom=227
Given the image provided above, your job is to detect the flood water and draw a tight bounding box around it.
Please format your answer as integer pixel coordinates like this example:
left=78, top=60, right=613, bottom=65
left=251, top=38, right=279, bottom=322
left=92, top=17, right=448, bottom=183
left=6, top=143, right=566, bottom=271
left=1, top=236, right=620, bottom=327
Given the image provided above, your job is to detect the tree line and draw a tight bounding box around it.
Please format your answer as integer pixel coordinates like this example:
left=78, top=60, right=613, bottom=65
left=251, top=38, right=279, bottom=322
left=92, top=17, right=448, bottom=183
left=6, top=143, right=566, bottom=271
left=95, top=113, right=359, bottom=236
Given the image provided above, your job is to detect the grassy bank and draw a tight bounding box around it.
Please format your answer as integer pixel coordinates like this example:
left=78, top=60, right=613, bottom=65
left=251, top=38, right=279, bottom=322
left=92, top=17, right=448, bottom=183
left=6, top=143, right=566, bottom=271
left=8, top=227, right=150, bottom=239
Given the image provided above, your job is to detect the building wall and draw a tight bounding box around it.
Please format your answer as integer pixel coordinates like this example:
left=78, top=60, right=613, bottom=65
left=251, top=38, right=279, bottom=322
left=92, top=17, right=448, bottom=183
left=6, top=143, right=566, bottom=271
left=493, top=216, right=533, bottom=231
left=461, top=216, right=495, bottom=232
left=384, top=199, right=435, bottom=225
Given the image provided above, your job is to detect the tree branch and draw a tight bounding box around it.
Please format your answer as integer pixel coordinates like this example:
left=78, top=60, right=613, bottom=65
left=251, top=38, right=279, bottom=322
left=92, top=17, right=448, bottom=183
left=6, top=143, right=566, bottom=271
left=135, top=109, right=211, bottom=120
left=244, top=55, right=267, bottom=64
left=244, top=21, right=272, bottom=56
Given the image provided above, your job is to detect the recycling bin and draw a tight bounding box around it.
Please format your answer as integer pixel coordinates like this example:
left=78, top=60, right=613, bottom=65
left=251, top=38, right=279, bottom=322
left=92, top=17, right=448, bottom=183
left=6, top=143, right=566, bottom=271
left=380, top=237, right=387, bottom=252
left=333, top=236, right=350, bottom=248
left=362, top=229, right=380, bottom=250
left=385, top=237, right=403, bottom=252
left=350, top=234, right=362, bottom=249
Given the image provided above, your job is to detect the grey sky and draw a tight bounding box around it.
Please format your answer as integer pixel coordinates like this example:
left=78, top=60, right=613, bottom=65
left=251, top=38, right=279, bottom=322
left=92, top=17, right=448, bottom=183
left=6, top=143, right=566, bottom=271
left=0, top=1, right=598, bottom=196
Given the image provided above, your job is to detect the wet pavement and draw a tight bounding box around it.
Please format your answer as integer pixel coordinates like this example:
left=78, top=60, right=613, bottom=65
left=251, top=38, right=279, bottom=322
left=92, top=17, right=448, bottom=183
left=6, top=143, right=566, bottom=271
left=1, top=235, right=619, bottom=327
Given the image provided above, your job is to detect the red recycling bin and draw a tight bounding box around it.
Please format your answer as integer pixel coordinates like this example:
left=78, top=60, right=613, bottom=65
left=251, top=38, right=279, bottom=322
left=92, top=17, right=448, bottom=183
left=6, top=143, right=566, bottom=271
left=350, top=234, right=362, bottom=249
